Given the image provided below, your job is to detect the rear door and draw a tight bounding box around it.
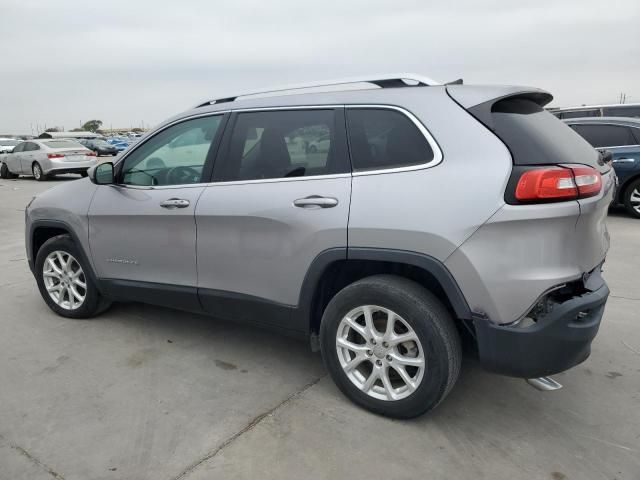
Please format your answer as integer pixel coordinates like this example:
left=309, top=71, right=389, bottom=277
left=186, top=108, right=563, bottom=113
left=88, top=113, right=227, bottom=310
left=7, top=142, right=25, bottom=173
left=21, top=142, right=39, bottom=173
left=195, top=108, right=351, bottom=332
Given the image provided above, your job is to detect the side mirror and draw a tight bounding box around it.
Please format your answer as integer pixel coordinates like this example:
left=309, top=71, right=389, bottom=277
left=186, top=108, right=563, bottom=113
left=90, top=162, right=114, bottom=185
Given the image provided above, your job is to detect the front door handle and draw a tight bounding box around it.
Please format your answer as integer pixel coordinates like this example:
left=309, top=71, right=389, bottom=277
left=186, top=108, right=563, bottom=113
left=613, top=158, right=635, bottom=163
left=293, top=195, right=339, bottom=209
left=160, top=198, right=190, bottom=209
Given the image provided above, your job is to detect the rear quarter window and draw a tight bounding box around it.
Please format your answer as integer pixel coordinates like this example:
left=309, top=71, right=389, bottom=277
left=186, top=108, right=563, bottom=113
left=346, top=108, right=434, bottom=172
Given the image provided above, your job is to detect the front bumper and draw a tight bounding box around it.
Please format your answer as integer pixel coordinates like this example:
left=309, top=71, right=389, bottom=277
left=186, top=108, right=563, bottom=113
left=474, top=271, right=609, bottom=378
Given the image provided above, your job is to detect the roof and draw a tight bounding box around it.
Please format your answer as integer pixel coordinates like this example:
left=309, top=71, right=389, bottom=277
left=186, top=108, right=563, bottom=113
left=193, top=73, right=441, bottom=108
left=38, top=131, right=101, bottom=139
left=562, top=116, right=640, bottom=127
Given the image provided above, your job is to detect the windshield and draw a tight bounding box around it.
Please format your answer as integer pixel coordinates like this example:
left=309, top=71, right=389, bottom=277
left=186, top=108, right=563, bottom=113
left=0, top=140, right=20, bottom=146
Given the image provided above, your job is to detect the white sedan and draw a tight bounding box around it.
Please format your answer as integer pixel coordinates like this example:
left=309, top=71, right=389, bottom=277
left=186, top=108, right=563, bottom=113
left=0, top=139, right=97, bottom=181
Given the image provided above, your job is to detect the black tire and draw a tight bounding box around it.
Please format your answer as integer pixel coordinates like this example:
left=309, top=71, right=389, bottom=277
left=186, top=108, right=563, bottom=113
left=1, top=162, right=10, bottom=179
left=320, top=274, right=461, bottom=419
left=623, top=178, right=640, bottom=219
left=34, top=234, right=111, bottom=318
left=32, top=162, right=47, bottom=181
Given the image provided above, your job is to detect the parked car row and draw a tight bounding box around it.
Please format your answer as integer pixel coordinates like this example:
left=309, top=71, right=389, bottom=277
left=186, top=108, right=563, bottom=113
left=0, top=138, right=21, bottom=153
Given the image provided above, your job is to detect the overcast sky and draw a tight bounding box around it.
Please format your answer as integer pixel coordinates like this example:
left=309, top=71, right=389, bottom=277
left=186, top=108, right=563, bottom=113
left=1, top=0, right=639, bottom=134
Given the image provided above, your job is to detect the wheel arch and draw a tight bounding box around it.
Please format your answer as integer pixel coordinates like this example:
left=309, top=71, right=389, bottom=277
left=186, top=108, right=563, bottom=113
left=29, top=220, right=102, bottom=292
left=617, top=172, right=640, bottom=204
left=298, top=248, right=472, bottom=342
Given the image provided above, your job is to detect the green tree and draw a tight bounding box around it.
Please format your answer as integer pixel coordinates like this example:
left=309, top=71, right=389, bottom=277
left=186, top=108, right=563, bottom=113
left=131, top=127, right=144, bottom=133
left=81, top=120, right=103, bottom=132
left=45, top=127, right=60, bottom=132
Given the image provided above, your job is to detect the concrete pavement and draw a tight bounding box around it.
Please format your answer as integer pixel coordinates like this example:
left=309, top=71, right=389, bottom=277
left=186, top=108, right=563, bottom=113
left=0, top=176, right=638, bottom=480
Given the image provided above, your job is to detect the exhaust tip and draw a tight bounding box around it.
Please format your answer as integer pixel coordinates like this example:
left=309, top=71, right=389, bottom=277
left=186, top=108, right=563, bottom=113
left=526, top=376, right=563, bottom=391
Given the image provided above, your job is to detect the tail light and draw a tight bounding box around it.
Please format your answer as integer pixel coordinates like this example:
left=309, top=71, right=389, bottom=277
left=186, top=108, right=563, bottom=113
left=87, top=151, right=97, bottom=157
left=512, top=165, right=601, bottom=203
left=47, top=153, right=65, bottom=159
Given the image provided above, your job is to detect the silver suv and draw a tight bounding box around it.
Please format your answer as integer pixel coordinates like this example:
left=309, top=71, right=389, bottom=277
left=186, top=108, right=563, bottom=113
left=25, top=74, right=613, bottom=418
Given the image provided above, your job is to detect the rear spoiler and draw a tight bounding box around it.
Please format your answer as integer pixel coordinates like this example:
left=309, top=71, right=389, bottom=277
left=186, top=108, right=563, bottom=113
left=447, top=85, right=553, bottom=131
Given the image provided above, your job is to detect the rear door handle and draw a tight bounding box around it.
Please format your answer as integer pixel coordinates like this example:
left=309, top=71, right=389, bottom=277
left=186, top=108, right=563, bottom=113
left=612, top=158, right=635, bottom=163
left=160, top=198, right=190, bottom=209
left=293, top=195, right=339, bottom=209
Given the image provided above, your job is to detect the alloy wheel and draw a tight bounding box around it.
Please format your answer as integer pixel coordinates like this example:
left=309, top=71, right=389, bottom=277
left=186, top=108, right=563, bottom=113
left=630, top=187, right=640, bottom=214
left=336, top=305, right=425, bottom=401
left=42, top=251, right=87, bottom=310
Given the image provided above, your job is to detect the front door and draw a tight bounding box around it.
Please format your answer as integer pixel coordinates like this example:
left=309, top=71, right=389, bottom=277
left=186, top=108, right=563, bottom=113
left=196, top=108, right=351, bottom=332
left=88, top=113, right=226, bottom=310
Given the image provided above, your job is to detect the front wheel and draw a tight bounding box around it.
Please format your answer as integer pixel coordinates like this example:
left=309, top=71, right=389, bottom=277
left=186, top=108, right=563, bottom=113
left=35, top=234, right=111, bottom=318
left=32, top=162, right=46, bottom=181
left=320, top=275, right=461, bottom=418
left=623, top=179, right=640, bottom=219
left=1, top=162, right=16, bottom=179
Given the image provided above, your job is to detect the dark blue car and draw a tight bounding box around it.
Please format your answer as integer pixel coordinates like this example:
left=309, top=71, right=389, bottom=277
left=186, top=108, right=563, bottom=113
left=565, top=117, right=640, bottom=218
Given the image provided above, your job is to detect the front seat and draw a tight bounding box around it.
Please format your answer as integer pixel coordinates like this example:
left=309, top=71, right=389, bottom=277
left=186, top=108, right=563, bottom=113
left=253, top=128, right=291, bottom=178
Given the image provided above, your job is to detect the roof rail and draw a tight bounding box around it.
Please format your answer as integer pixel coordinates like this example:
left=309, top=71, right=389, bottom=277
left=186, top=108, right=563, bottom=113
left=194, top=73, right=440, bottom=108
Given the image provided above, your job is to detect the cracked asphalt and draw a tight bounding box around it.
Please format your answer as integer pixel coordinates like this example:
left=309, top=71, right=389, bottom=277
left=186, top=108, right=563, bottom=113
left=1, top=176, right=639, bottom=480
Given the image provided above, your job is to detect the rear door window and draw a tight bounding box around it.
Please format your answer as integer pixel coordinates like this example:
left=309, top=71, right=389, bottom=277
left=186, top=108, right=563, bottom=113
left=213, top=109, right=348, bottom=181
left=345, top=108, right=434, bottom=172
left=571, top=124, right=638, bottom=148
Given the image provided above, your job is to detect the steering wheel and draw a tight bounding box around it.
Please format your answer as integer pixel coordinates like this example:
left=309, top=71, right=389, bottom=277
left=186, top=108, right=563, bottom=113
left=166, top=166, right=201, bottom=185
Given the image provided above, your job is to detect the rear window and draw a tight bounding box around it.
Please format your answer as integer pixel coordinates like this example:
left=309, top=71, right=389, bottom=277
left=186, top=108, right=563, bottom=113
left=346, top=109, right=433, bottom=171
left=482, top=98, right=600, bottom=166
left=43, top=140, right=84, bottom=149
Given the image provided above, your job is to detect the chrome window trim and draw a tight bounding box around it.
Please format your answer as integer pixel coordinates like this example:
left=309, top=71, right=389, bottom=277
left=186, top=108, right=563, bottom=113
left=114, top=111, right=229, bottom=168
left=345, top=104, right=443, bottom=177
left=115, top=104, right=442, bottom=188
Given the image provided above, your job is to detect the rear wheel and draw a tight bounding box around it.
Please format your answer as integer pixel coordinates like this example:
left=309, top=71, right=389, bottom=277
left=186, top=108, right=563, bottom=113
left=623, top=179, right=640, bottom=219
left=32, top=162, right=46, bottom=181
left=320, top=275, right=461, bottom=418
left=35, top=234, right=111, bottom=318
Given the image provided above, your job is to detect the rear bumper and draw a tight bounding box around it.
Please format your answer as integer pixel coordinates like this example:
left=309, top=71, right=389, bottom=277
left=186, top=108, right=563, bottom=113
left=474, top=273, right=609, bottom=378
left=45, top=159, right=96, bottom=175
